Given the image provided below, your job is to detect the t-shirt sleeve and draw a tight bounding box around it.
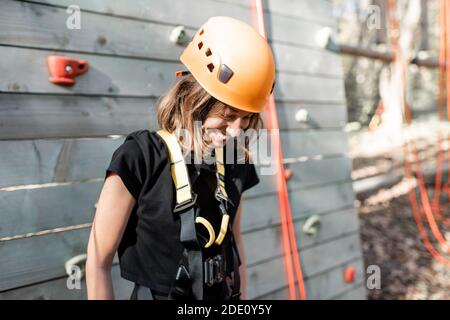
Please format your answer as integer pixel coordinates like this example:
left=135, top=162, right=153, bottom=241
left=105, top=138, right=146, bottom=200
left=243, top=163, right=260, bottom=192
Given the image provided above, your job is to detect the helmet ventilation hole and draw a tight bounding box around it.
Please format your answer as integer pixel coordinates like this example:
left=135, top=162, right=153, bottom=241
left=198, top=42, right=203, bottom=50
left=205, top=48, right=212, bottom=56
left=199, top=29, right=204, bottom=35
left=207, top=63, right=215, bottom=72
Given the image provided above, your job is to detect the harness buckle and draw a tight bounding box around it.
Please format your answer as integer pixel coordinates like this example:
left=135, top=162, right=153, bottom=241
left=173, top=192, right=198, bottom=213
left=214, top=189, right=234, bottom=211
left=204, top=254, right=225, bottom=287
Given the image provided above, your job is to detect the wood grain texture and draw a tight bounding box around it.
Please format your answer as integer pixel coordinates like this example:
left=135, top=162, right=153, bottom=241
left=247, top=233, right=363, bottom=298
left=0, top=130, right=349, bottom=188
left=0, top=46, right=181, bottom=96
left=243, top=208, right=360, bottom=266
left=0, top=228, right=91, bottom=291
left=0, top=47, right=345, bottom=105
left=27, top=0, right=252, bottom=30
left=0, top=94, right=158, bottom=139
left=0, top=264, right=134, bottom=300
left=0, top=1, right=341, bottom=78
left=0, top=95, right=346, bottom=140
left=255, top=258, right=366, bottom=299
left=0, top=177, right=354, bottom=241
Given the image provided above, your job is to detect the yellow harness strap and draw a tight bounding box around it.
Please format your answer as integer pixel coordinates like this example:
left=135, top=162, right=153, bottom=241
left=156, top=129, right=230, bottom=248
left=214, top=147, right=230, bottom=246
left=156, top=130, right=194, bottom=210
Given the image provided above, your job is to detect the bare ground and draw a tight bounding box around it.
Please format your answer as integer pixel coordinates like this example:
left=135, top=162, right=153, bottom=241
left=354, top=148, right=450, bottom=299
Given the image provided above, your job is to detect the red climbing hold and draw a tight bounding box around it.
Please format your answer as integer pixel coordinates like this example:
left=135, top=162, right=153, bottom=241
left=344, top=266, right=356, bottom=283
left=47, top=55, right=89, bottom=85
left=284, top=168, right=293, bottom=180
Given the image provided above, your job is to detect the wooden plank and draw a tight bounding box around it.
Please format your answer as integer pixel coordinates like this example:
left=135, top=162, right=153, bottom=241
left=334, top=284, right=367, bottom=300
left=247, top=156, right=352, bottom=198
left=242, top=181, right=355, bottom=231
left=0, top=46, right=181, bottom=96
left=28, top=0, right=252, bottom=30
left=280, top=130, right=349, bottom=158
left=299, top=234, right=363, bottom=278
left=0, top=176, right=353, bottom=247
left=2, top=183, right=358, bottom=290
left=243, top=208, right=360, bottom=266
left=0, top=94, right=159, bottom=139
left=29, top=0, right=333, bottom=49
left=214, top=0, right=335, bottom=25
left=0, top=181, right=100, bottom=238
left=255, top=258, right=365, bottom=300
left=0, top=137, right=123, bottom=188
left=247, top=233, right=363, bottom=298
left=289, top=181, right=355, bottom=221
left=265, top=0, right=334, bottom=24
left=285, top=156, right=347, bottom=186
left=2, top=1, right=341, bottom=77
left=273, top=42, right=343, bottom=77
left=0, top=0, right=195, bottom=61
left=0, top=130, right=349, bottom=188
left=0, top=210, right=359, bottom=291
left=0, top=95, right=345, bottom=140
left=276, top=102, right=347, bottom=130
left=0, top=228, right=90, bottom=291
left=268, top=13, right=336, bottom=48
left=0, top=46, right=344, bottom=102
left=275, top=72, right=345, bottom=103
left=305, top=259, right=365, bottom=300
left=0, top=264, right=134, bottom=300
left=0, top=184, right=358, bottom=286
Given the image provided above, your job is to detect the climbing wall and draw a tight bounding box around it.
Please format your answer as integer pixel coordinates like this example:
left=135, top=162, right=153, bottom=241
left=0, top=0, right=365, bottom=299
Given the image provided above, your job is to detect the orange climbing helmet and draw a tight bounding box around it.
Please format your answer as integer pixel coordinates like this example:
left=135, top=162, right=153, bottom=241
left=179, top=16, right=276, bottom=113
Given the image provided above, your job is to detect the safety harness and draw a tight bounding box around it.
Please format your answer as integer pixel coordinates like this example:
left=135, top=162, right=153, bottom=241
left=156, top=129, right=241, bottom=300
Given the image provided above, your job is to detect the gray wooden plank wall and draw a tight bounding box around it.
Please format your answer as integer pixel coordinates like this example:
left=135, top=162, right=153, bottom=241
left=0, top=0, right=366, bottom=299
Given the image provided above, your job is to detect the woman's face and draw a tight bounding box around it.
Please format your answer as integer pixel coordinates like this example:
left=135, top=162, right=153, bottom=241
left=202, top=106, right=253, bottom=146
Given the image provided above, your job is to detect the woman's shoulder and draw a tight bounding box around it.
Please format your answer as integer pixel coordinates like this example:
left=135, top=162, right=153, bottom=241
left=109, top=129, right=168, bottom=170
left=106, top=130, right=168, bottom=192
left=123, top=129, right=166, bottom=156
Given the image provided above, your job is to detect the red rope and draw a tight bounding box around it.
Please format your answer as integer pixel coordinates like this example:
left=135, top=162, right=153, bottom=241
left=388, top=0, right=450, bottom=264
left=253, top=0, right=307, bottom=300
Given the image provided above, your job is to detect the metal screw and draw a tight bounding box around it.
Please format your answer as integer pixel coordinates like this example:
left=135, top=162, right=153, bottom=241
left=65, top=65, right=73, bottom=73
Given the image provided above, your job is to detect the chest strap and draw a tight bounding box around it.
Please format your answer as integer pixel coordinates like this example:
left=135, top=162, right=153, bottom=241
left=156, top=129, right=197, bottom=212
left=156, top=129, right=240, bottom=300
left=156, top=129, right=232, bottom=247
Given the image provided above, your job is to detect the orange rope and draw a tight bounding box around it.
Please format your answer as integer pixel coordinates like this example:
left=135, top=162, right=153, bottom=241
left=388, top=0, right=450, bottom=263
left=254, top=0, right=307, bottom=300
left=445, top=0, right=450, bottom=203
left=404, top=144, right=450, bottom=266
left=431, top=0, right=448, bottom=215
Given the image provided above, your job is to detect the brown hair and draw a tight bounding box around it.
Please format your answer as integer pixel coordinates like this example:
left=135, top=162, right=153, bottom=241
left=156, top=74, right=262, bottom=162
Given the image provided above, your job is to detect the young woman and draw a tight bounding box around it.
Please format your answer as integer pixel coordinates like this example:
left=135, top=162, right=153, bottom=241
left=86, top=16, right=275, bottom=300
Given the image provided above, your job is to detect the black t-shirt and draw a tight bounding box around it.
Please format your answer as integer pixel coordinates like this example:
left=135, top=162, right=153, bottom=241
left=105, top=130, right=260, bottom=298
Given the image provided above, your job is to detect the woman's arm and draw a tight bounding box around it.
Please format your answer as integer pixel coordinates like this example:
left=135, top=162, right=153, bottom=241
left=86, top=173, right=136, bottom=299
left=232, top=200, right=248, bottom=300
